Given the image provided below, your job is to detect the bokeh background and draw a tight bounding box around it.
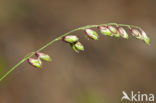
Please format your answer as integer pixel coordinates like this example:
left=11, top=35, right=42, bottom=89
left=0, top=0, right=156, bottom=103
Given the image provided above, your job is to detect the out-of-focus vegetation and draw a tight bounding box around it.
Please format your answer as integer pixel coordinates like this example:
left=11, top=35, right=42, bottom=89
left=0, top=56, right=7, bottom=75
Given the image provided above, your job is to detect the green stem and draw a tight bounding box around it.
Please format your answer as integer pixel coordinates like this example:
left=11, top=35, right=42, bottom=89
left=0, top=23, right=141, bottom=82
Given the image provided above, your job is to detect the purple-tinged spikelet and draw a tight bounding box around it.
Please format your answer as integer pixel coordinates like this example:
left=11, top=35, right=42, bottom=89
left=62, top=35, right=79, bottom=43
left=28, top=58, right=42, bottom=68
left=97, top=26, right=112, bottom=36
left=71, top=41, right=84, bottom=53
left=35, top=52, right=51, bottom=62
left=85, top=28, right=99, bottom=40
left=130, top=28, right=143, bottom=40
left=117, top=26, right=128, bottom=39
left=107, top=26, right=120, bottom=37
left=140, top=29, right=150, bottom=45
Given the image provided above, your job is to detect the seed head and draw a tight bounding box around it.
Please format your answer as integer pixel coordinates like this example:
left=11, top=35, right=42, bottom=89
left=85, top=28, right=99, bottom=40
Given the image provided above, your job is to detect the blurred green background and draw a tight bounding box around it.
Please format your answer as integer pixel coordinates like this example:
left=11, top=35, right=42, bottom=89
left=0, top=0, right=156, bottom=103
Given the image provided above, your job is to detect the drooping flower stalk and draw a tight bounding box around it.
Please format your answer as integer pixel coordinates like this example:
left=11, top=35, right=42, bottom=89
left=0, top=23, right=150, bottom=82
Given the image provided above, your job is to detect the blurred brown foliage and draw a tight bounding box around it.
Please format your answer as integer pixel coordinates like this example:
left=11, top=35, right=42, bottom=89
left=0, top=0, right=156, bottom=103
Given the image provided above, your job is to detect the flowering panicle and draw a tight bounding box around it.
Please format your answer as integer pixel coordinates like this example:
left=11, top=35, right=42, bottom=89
left=27, top=23, right=150, bottom=68
left=0, top=23, right=151, bottom=83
